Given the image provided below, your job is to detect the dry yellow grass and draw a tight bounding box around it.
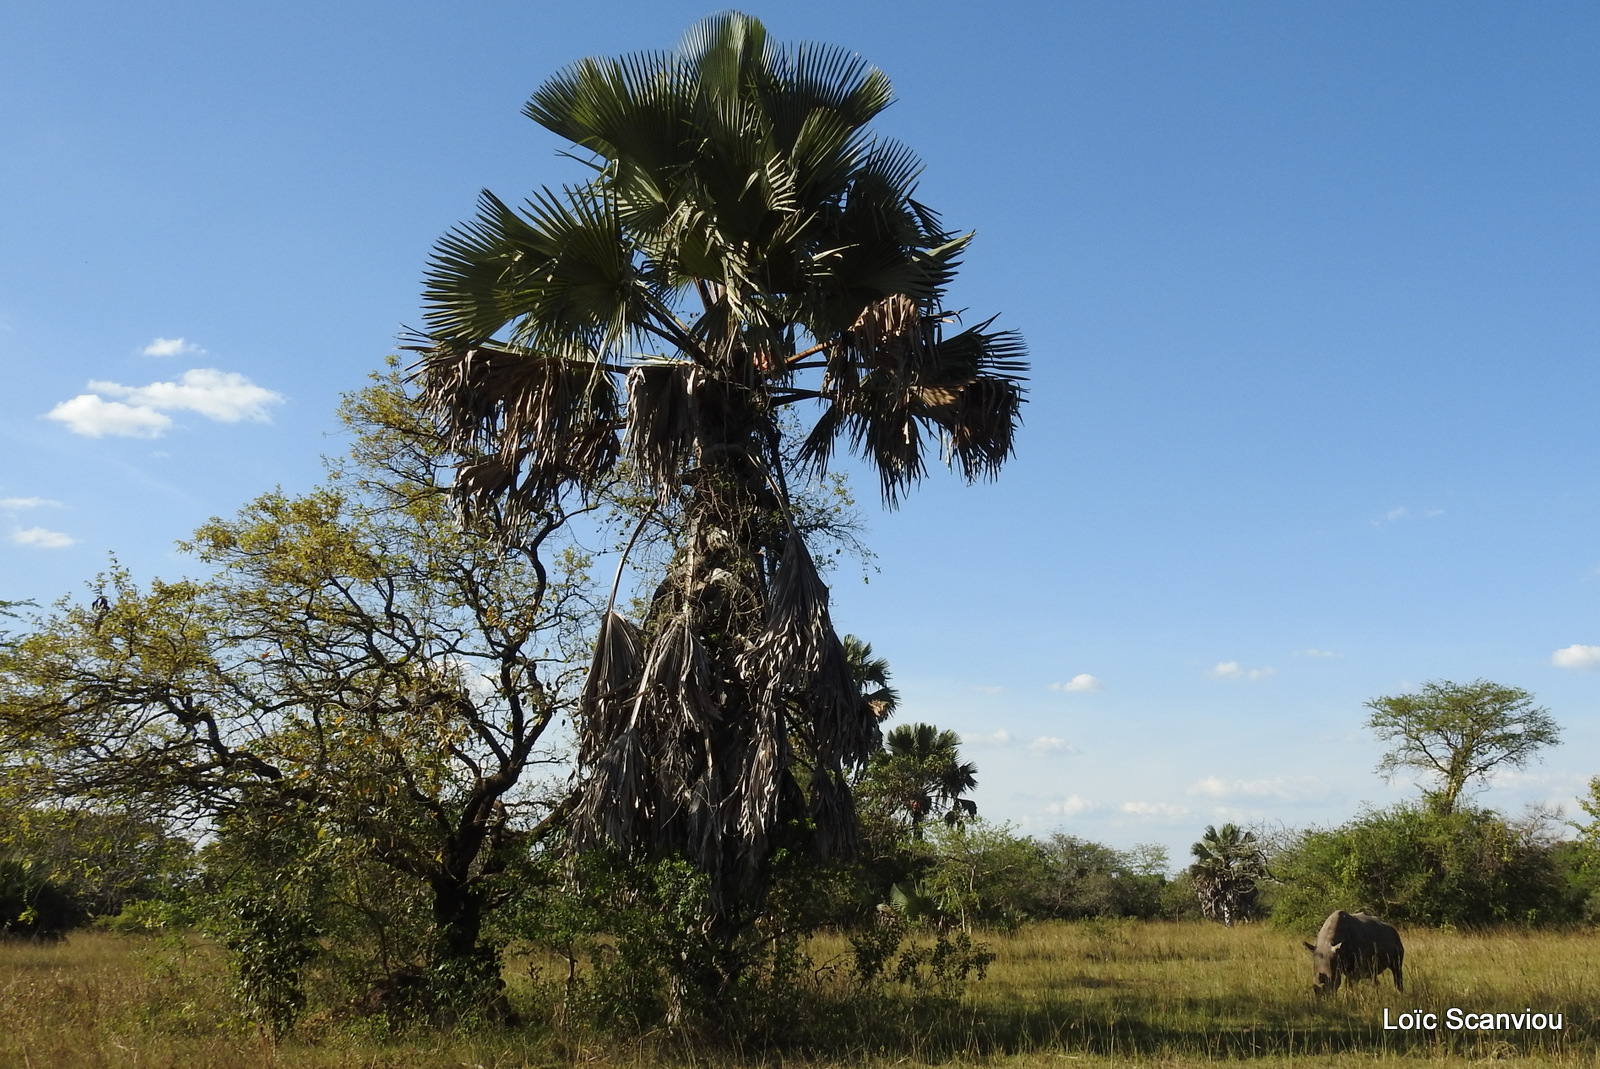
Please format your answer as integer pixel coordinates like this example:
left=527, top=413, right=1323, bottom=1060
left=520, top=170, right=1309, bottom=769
left=2, top=922, right=1596, bottom=1068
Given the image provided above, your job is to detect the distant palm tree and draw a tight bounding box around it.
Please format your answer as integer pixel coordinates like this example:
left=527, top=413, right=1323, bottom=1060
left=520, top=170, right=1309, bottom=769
left=1188, top=823, right=1265, bottom=927
left=414, top=13, right=1026, bottom=924
left=873, top=723, right=979, bottom=839
left=843, top=635, right=899, bottom=722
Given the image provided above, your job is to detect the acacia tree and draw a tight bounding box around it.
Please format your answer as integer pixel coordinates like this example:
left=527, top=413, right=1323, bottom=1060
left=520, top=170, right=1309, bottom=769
left=0, top=377, right=592, bottom=1012
left=1366, top=679, right=1560, bottom=815
left=415, top=12, right=1026, bottom=933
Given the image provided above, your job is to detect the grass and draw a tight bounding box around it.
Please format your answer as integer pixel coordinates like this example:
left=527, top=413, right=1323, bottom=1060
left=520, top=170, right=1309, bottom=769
left=937, top=920, right=1598, bottom=1061
left=2, top=921, right=1597, bottom=1068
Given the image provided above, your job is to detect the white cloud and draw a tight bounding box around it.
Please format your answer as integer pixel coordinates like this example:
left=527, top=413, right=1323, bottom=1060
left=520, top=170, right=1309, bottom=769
left=141, top=337, right=204, bottom=358
left=0, top=497, right=62, bottom=510
left=1552, top=645, right=1600, bottom=671
left=1209, top=661, right=1274, bottom=681
left=1296, top=648, right=1340, bottom=658
left=91, top=369, right=283, bottom=422
left=1046, top=795, right=1096, bottom=817
left=961, top=729, right=1014, bottom=748
left=1187, top=775, right=1323, bottom=801
left=1121, top=801, right=1190, bottom=818
left=1028, top=736, right=1078, bottom=755
left=1385, top=507, right=1410, bottom=522
left=12, top=526, right=75, bottom=549
left=46, top=369, right=284, bottom=438
left=47, top=395, right=173, bottom=438
left=1050, top=673, right=1103, bottom=692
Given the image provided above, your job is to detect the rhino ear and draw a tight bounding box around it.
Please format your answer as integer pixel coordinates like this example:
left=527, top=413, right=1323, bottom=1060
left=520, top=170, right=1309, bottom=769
left=1303, top=942, right=1315, bottom=952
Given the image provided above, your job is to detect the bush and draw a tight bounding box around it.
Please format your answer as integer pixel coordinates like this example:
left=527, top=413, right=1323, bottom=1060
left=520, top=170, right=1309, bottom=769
left=0, top=855, right=80, bottom=937
left=0, top=807, right=193, bottom=930
left=1268, top=802, right=1582, bottom=929
left=921, top=820, right=1049, bottom=929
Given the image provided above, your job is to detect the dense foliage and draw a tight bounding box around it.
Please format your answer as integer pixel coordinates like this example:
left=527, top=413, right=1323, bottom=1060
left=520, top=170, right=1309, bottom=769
left=1267, top=802, right=1589, bottom=929
left=0, top=375, right=592, bottom=1025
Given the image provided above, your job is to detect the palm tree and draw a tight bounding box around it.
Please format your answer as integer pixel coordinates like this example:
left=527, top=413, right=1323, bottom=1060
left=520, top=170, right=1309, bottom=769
left=843, top=635, right=899, bottom=722
left=872, top=723, right=979, bottom=839
left=1188, top=823, right=1265, bottom=927
left=415, top=13, right=1026, bottom=927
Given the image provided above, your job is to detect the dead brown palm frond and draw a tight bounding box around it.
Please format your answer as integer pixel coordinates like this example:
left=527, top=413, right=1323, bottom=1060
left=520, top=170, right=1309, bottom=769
left=736, top=532, right=880, bottom=854
left=575, top=611, right=725, bottom=865
left=576, top=611, right=644, bottom=750
left=734, top=686, right=787, bottom=864
left=624, top=361, right=700, bottom=501
left=414, top=343, right=621, bottom=517
left=840, top=294, right=926, bottom=374
left=574, top=725, right=648, bottom=848
left=796, top=297, right=1026, bottom=502
left=936, top=374, right=1024, bottom=481
left=808, top=767, right=859, bottom=860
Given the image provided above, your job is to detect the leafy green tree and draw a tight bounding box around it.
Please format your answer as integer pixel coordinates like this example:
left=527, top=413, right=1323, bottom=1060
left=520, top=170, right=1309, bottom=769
left=920, top=819, right=1045, bottom=930
left=1035, top=835, right=1169, bottom=919
left=1366, top=679, right=1560, bottom=815
left=1188, top=823, right=1266, bottom=927
left=0, top=375, right=592, bottom=1015
left=862, top=724, right=978, bottom=839
left=414, top=11, right=1026, bottom=947
left=1571, top=776, right=1600, bottom=851
left=0, top=806, right=191, bottom=924
left=0, top=600, right=27, bottom=648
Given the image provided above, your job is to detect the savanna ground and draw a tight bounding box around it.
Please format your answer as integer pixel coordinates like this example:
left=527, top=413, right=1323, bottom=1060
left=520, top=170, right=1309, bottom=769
left=2, top=921, right=1595, bottom=1069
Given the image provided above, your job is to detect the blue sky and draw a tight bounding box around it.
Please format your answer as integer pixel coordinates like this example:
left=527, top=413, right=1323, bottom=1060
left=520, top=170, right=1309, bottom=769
left=4, top=1, right=1599, bottom=863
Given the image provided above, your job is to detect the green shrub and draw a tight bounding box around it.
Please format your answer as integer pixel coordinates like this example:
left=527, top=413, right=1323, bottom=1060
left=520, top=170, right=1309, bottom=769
left=1268, top=802, right=1581, bottom=929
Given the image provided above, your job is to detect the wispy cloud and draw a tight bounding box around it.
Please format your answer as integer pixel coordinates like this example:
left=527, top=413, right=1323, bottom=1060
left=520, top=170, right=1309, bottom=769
left=1372, top=505, right=1444, bottom=527
left=47, top=369, right=284, bottom=438
left=1028, top=736, right=1078, bottom=755
left=141, top=337, right=205, bottom=358
left=12, top=526, right=75, bottom=549
left=1187, top=775, right=1324, bottom=801
left=1552, top=645, right=1600, bottom=671
left=1121, top=801, right=1189, bottom=818
left=1046, top=795, right=1096, bottom=817
left=0, top=497, right=63, bottom=510
left=1209, top=661, right=1274, bottom=681
left=1050, top=674, right=1103, bottom=693
left=961, top=729, right=1014, bottom=748
left=1296, top=648, right=1340, bottom=658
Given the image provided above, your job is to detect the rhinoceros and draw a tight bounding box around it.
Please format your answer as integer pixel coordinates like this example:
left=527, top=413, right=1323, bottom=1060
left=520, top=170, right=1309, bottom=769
left=1302, top=910, right=1403, bottom=995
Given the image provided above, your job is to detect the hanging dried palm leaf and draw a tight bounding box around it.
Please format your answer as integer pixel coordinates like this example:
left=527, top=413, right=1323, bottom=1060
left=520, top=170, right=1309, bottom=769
left=737, top=532, right=880, bottom=853
left=624, top=361, right=700, bottom=502
left=415, top=343, right=621, bottom=518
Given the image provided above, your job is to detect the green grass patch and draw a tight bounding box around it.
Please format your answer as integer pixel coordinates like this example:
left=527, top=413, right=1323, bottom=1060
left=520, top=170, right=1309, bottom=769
left=3, top=922, right=1597, bottom=1067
